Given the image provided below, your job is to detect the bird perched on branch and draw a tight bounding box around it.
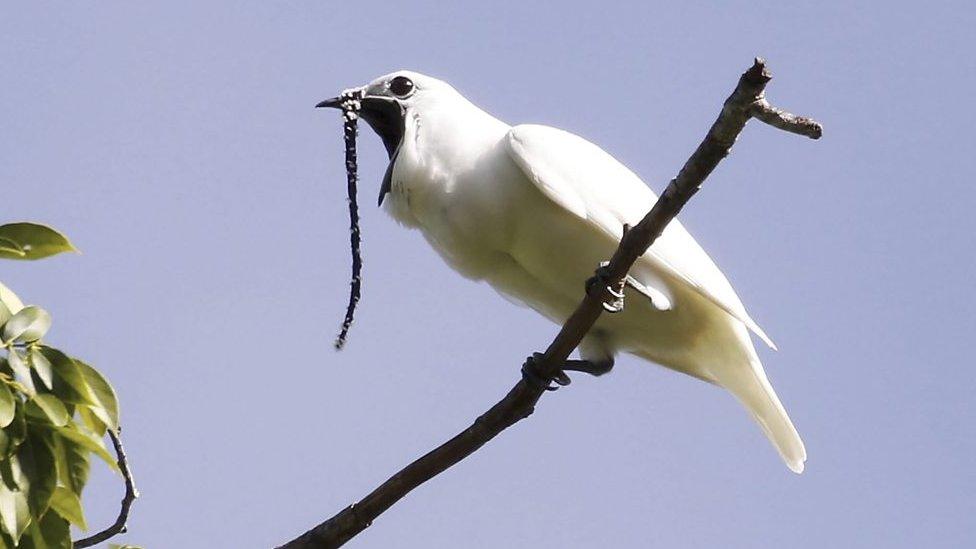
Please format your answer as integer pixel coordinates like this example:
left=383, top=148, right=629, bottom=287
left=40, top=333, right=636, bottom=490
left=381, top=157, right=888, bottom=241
left=317, top=71, right=806, bottom=473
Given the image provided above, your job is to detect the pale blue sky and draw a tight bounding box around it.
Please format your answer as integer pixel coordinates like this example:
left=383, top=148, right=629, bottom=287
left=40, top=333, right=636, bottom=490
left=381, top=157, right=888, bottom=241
left=1, top=1, right=974, bottom=547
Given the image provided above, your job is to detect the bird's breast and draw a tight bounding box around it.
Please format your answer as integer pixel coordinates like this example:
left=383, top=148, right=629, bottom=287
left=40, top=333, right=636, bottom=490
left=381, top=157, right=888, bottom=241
left=384, top=136, right=529, bottom=280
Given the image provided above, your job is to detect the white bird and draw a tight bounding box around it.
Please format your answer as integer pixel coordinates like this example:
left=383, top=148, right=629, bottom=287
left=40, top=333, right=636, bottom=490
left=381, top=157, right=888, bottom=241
left=318, top=71, right=806, bottom=473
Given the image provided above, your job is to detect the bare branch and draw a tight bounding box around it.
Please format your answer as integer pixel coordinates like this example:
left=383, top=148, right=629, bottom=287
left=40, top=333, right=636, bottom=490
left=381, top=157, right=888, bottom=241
left=278, top=57, right=821, bottom=549
left=74, top=428, right=139, bottom=548
left=750, top=99, right=823, bottom=139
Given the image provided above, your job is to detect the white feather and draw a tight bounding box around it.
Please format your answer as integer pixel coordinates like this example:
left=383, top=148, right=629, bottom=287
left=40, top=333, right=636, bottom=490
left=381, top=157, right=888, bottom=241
left=506, top=125, right=777, bottom=350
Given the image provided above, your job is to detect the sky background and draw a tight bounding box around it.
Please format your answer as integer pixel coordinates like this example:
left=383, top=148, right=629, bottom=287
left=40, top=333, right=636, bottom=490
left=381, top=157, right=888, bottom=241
left=2, top=1, right=974, bottom=547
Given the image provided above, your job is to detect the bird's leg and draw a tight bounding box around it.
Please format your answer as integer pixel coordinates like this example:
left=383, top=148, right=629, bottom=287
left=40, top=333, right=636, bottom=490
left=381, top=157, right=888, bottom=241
left=521, top=352, right=615, bottom=391
left=586, top=261, right=626, bottom=313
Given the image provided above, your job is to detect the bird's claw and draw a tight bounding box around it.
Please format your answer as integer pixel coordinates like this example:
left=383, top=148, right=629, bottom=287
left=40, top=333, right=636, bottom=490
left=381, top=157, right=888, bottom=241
left=521, top=352, right=615, bottom=391
left=521, top=352, right=572, bottom=391
left=586, top=261, right=625, bottom=313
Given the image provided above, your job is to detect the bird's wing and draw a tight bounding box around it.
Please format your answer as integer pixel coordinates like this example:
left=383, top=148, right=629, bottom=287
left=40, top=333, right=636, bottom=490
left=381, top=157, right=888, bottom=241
left=505, top=124, right=776, bottom=349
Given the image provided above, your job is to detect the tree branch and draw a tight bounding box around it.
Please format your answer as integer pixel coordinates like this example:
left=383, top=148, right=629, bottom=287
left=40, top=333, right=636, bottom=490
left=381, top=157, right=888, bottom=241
left=278, top=57, right=821, bottom=549
left=74, top=428, right=139, bottom=548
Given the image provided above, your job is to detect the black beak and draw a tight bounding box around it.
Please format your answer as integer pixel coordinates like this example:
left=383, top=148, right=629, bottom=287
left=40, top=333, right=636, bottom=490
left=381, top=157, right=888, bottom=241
left=315, top=97, right=343, bottom=109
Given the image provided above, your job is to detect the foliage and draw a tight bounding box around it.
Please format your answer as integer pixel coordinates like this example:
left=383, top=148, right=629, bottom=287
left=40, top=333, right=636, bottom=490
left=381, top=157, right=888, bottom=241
left=0, top=223, right=122, bottom=548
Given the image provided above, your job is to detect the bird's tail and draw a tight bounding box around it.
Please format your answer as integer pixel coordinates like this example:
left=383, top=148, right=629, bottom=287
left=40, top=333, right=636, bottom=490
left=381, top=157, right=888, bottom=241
left=716, top=356, right=807, bottom=474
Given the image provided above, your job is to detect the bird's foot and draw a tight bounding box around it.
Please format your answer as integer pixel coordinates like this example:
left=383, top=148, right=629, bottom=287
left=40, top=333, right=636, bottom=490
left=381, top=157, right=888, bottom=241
left=521, top=352, right=615, bottom=391
left=586, top=261, right=626, bottom=313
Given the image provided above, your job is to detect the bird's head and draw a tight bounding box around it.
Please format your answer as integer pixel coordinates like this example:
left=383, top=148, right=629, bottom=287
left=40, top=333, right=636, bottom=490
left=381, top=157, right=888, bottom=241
left=317, top=70, right=455, bottom=159
left=317, top=71, right=465, bottom=205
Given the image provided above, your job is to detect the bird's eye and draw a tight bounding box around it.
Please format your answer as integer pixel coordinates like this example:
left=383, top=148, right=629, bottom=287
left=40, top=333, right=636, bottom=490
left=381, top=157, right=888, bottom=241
left=389, top=76, right=414, bottom=97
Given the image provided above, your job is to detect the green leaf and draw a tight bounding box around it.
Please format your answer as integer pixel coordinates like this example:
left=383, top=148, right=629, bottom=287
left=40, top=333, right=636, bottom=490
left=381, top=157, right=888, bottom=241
left=0, top=282, right=25, bottom=315
left=43, top=348, right=90, bottom=406
left=0, top=224, right=77, bottom=261
left=76, top=406, right=107, bottom=437
left=0, top=401, right=27, bottom=468
left=0, top=481, right=30, bottom=544
left=47, top=487, right=85, bottom=531
left=52, top=434, right=89, bottom=496
left=0, top=431, right=10, bottom=460
left=54, top=425, right=119, bottom=474
left=42, top=349, right=86, bottom=407
left=27, top=509, right=71, bottom=549
left=0, top=454, right=21, bottom=492
left=26, top=396, right=69, bottom=428
left=74, top=360, right=119, bottom=430
left=18, top=426, right=57, bottom=518
left=0, top=384, right=15, bottom=428
left=0, top=300, right=12, bottom=327
left=5, top=401, right=27, bottom=455
left=28, top=350, right=53, bottom=391
left=1, top=306, right=52, bottom=345
left=0, top=237, right=25, bottom=258
left=8, top=349, right=36, bottom=396
left=40, top=348, right=118, bottom=431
